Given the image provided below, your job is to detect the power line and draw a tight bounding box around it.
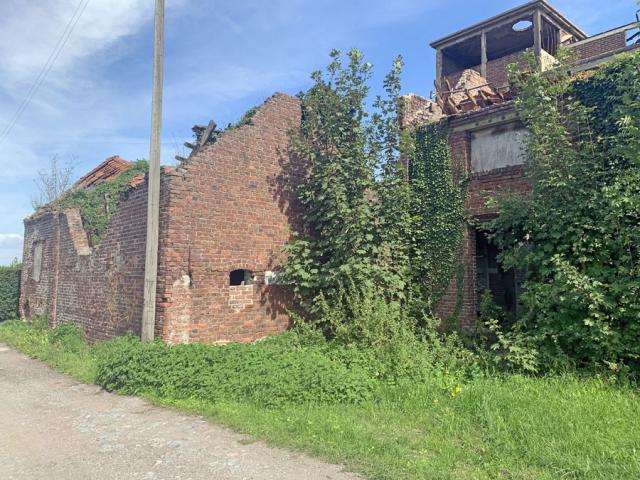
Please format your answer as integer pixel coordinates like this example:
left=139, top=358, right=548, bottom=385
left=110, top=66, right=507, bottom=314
left=0, top=0, right=90, bottom=145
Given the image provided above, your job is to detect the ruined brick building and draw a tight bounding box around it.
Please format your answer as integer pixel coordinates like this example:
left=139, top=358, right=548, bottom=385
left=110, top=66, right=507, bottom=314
left=20, top=0, right=639, bottom=342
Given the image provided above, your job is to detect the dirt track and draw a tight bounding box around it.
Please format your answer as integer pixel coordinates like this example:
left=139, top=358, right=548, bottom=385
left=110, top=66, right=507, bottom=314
left=0, top=344, right=360, bottom=480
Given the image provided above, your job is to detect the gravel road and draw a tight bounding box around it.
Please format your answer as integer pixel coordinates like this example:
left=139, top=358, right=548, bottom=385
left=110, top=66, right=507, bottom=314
left=0, top=344, right=361, bottom=480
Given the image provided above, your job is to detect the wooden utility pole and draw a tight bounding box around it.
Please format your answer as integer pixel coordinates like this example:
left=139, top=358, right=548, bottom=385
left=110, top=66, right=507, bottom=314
left=142, top=0, right=164, bottom=342
left=480, top=31, right=487, bottom=79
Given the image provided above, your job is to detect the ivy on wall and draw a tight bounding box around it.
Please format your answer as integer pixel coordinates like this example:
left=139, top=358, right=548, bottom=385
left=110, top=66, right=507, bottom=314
left=60, top=160, right=149, bottom=247
left=405, top=121, right=467, bottom=316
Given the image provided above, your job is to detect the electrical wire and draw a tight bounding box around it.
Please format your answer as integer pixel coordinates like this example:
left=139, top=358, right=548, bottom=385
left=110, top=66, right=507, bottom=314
left=0, top=0, right=91, bottom=144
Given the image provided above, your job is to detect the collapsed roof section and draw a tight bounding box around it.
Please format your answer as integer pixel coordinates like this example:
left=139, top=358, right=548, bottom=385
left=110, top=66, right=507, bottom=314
left=73, top=156, right=134, bottom=190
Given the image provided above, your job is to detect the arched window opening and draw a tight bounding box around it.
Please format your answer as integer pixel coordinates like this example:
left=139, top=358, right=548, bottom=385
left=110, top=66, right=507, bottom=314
left=229, top=269, right=254, bottom=286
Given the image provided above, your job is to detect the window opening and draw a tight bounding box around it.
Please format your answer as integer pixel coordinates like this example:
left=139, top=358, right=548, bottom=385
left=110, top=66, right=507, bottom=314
left=229, top=269, right=254, bottom=286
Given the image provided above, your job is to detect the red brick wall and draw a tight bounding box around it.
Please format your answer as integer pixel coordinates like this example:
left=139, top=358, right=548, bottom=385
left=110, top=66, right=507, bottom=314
left=444, top=51, right=529, bottom=89
left=156, top=93, right=304, bottom=344
left=568, top=32, right=627, bottom=62
left=436, top=127, right=530, bottom=328
left=20, top=212, right=59, bottom=320
left=468, top=165, right=529, bottom=219
left=435, top=132, right=477, bottom=328
left=20, top=182, right=148, bottom=342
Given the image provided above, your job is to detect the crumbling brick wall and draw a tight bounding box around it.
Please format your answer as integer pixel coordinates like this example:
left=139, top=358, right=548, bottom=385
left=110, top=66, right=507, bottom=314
left=20, top=182, right=149, bottom=341
left=156, top=93, right=303, bottom=344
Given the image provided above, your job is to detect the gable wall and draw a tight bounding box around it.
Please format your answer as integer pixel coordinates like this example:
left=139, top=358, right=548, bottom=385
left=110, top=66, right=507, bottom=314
left=156, top=93, right=304, bottom=344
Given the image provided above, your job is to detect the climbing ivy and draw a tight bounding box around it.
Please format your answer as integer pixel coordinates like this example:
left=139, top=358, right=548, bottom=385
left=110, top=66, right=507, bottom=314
left=405, top=121, right=467, bottom=319
left=60, top=160, right=149, bottom=247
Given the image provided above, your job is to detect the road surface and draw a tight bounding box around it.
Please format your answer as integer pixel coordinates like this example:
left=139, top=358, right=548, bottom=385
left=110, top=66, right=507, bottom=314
left=0, top=343, right=361, bottom=480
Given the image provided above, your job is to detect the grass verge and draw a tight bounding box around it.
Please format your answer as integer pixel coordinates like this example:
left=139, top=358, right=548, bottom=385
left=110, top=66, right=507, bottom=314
left=0, top=319, right=639, bottom=479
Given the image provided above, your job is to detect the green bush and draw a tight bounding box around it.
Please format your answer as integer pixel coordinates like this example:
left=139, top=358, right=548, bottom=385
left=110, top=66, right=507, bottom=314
left=95, top=331, right=378, bottom=407
left=491, top=51, right=640, bottom=373
left=0, top=262, right=21, bottom=321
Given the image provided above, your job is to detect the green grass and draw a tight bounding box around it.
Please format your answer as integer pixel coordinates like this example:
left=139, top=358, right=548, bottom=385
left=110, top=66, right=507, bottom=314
left=1, top=319, right=639, bottom=479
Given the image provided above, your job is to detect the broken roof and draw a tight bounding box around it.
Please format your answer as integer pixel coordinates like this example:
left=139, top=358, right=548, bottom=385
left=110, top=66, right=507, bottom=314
left=430, top=0, right=587, bottom=50
left=73, top=156, right=134, bottom=190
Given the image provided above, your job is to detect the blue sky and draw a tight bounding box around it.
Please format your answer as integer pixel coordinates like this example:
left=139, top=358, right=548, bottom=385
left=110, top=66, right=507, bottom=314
left=0, top=0, right=636, bottom=264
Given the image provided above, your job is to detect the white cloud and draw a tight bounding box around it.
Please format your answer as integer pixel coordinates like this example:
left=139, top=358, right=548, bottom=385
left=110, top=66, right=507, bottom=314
left=0, top=234, right=22, bottom=247
left=0, top=234, right=23, bottom=265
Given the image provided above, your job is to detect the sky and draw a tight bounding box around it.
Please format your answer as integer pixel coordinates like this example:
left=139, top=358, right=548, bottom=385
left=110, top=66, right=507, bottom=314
left=0, top=0, right=637, bottom=264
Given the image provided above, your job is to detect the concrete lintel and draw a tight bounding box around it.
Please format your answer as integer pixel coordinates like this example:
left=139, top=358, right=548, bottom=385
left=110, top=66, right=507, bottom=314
left=451, top=108, right=519, bottom=133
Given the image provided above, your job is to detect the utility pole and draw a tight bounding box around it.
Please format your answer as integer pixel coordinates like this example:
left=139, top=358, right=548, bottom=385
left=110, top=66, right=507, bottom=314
left=142, top=0, right=164, bottom=342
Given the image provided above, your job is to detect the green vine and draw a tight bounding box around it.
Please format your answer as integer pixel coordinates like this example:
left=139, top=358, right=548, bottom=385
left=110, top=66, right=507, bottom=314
left=490, top=50, right=640, bottom=371
left=406, top=121, right=467, bottom=316
left=60, top=160, right=149, bottom=247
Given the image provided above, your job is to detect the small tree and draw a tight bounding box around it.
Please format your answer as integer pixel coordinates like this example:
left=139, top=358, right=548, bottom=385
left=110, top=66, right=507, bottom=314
left=31, top=155, right=76, bottom=209
left=284, top=49, right=466, bottom=336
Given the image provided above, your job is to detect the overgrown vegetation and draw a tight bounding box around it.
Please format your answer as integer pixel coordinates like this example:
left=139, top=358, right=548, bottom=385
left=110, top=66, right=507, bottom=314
left=4, top=48, right=639, bottom=479
left=488, top=51, right=640, bottom=375
left=59, top=160, right=148, bottom=246
left=0, top=261, right=21, bottom=321
left=1, top=319, right=639, bottom=479
left=284, top=49, right=466, bottom=339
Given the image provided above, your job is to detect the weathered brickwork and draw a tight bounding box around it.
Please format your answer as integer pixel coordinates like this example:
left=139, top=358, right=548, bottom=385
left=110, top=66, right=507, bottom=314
left=20, top=93, right=303, bottom=344
left=433, top=110, right=534, bottom=328
left=20, top=182, right=148, bottom=342
left=155, top=93, right=303, bottom=344
left=21, top=3, right=635, bottom=341
left=568, top=32, right=627, bottom=62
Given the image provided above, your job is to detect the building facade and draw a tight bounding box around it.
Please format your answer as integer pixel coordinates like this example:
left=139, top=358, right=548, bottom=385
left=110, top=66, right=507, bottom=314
left=19, top=1, right=639, bottom=342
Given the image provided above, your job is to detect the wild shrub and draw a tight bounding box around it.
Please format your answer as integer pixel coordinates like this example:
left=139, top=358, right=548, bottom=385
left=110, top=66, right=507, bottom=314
left=491, top=51, right=640, bottom=373
left=0, top=261, right=21, bottom=321
left=285, top=49, right=466, bottom=341
left=95, top=332, right=377, bottom=407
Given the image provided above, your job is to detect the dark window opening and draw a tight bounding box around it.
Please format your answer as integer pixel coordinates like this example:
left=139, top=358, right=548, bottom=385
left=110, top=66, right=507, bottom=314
left=475, top=230, right=522, bottom=316
left=541, top=19, right=560, bottom=56
left=229, top=269, right=254, bottom=286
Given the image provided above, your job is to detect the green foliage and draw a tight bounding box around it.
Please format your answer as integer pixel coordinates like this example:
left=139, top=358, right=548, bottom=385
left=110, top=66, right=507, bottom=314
left=0, top=320, right=96, bottom=382
left=226, top=105, right=259, bottom=130
left=285, top=49, right=466, bottom=335
left=404, top=122, right=467, bottom=317
left=0, top=261, right=21, bottom=321
left=284, top=49, right=389, bottom=321
left=59, top=160, right=149, bottom=246
left=476, top=290, right=540, bottom=374
left=491, top=51, right=640, bottom=373
left=95, top=332, right=377, bottom=407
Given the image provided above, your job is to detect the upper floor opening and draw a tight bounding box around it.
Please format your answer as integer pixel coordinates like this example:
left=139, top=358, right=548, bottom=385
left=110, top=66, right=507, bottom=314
left=431, top=0, right=587, bottom=89
left=429, top=0, right=640, bottom=116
